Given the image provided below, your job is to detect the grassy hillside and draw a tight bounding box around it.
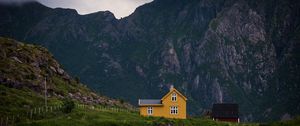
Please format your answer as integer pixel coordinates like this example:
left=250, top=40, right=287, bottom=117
left=265, top=117, right=300, bottom=126
left=0, top=37, right=133, bottom=121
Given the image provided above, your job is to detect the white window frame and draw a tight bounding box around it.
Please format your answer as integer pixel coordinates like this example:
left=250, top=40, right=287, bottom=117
left=147, top=107, right=153, bottom=115
left=170, top=106, right=178, bottom=115
left=171, top=93, right=177, bottom=102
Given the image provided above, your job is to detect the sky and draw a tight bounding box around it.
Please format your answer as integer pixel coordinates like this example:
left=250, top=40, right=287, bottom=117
left=0, top=0, right=153, bottom=19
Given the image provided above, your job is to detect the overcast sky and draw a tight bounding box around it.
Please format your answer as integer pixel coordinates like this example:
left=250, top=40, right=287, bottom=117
left=0, top=0, right=153, bottom=19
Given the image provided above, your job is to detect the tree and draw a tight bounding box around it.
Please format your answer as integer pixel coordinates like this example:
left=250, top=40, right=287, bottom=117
left=75, top=76, right=80, bottom=84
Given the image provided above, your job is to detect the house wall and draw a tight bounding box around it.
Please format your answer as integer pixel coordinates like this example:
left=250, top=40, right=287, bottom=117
left=140, top=106, right=164, bottom=117
left=161, top=90, right=186, bottom=119
left=139, top=89, right=186, bottom=119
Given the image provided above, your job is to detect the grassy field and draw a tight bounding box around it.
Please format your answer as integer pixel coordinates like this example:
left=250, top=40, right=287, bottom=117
left=263, top=117, right=300, bottom=126
left=16, top=106, right=258, bottom=126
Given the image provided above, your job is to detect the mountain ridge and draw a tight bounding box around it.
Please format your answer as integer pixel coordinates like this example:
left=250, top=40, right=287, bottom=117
left=0, top=0, right=299, bottom=122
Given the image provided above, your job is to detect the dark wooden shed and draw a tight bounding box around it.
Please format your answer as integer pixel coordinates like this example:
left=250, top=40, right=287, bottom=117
left=211, top=103, right=239, bottom=123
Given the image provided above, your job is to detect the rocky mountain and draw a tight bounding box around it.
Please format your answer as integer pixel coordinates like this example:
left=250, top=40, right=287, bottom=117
left=0, top=37, right=133, bottom=116
left=0, top=0, right=299, bottom=122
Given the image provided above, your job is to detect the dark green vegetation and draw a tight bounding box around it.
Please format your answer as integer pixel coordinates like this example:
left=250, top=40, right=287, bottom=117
left=0, top=0, right=299, bottom=122
left=264, top=117, right=300, bottom=126
left=61, top=99, right=75, bottom=113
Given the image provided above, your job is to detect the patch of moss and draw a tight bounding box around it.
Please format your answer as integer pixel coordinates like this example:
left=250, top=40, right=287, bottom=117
left=209, top=19, right=219, bottom=31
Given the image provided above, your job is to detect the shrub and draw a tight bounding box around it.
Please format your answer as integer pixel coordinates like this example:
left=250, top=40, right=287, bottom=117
left=120, top=99, right=124, bottom=104
left=61, top=99, right=75, bottom=113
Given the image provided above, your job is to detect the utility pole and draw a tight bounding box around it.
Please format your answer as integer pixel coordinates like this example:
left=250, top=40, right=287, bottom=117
left=44, top=77, right=47, bottom=109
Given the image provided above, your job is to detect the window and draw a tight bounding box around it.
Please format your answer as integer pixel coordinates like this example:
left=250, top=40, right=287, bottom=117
left=147, top=107, right=153, bottom=115
left=171, top=93, right=177, bottom=101
left=170, top=106, right=178, bottom=114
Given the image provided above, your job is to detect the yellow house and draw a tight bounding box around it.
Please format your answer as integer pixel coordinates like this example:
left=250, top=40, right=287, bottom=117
left=138, top=86, right=187, bottom=119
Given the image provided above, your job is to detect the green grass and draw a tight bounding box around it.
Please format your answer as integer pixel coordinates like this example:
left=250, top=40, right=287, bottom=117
left=0, top=85, right=61, bottom=116
left=17, top=108, right=145, bottom=126
left=17, top=106, right=258, bottom=126
left=263, top=117, right=300, bottom=126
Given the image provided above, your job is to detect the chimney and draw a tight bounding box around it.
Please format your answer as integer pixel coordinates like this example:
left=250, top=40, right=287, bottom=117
left=170, top=85, right=174, bottom=91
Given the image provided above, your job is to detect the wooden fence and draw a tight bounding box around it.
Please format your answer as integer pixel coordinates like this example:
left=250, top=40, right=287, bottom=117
left=0, top=104, right=138, bottom=126
left=0, top=104, right=63, bottom=126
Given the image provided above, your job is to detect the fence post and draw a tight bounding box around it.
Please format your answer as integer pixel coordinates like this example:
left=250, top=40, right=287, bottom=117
left=30, top=110, right=33, bottom=119
left=12, top=115, right=14, bottom=125
left=17, top=114, right=19, bottom=123
left=51, top=106, right=53, bottom=112
left=38, top=107, right=40, bottom=114
left=6, top=116, right=8, bottom=126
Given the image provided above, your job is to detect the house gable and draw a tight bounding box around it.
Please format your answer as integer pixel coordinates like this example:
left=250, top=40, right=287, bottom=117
left=160, top=88, right=187, bottom=119
left=161, top=88, right=187, bottom=101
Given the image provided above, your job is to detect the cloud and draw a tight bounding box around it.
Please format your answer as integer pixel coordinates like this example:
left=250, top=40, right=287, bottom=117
left=0, top=0, right=34, bottom=5
left=0, top=0, right=33, bottom=2
left=0, top=0, right=153, bottom=19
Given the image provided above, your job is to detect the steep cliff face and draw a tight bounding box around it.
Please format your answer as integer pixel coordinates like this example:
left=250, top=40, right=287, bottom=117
left=0, top=0, right=299, bottom=121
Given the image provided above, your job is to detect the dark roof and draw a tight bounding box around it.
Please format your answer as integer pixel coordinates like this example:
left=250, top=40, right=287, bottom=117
left=212, top=103, right=239, bottom=118
left=138, top=99, right=162, bottom=105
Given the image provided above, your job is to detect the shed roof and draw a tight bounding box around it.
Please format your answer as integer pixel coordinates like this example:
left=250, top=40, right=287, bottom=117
left=212, top=103, right=239, bottom=118
left=138, top=99, right=162, bottom=106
